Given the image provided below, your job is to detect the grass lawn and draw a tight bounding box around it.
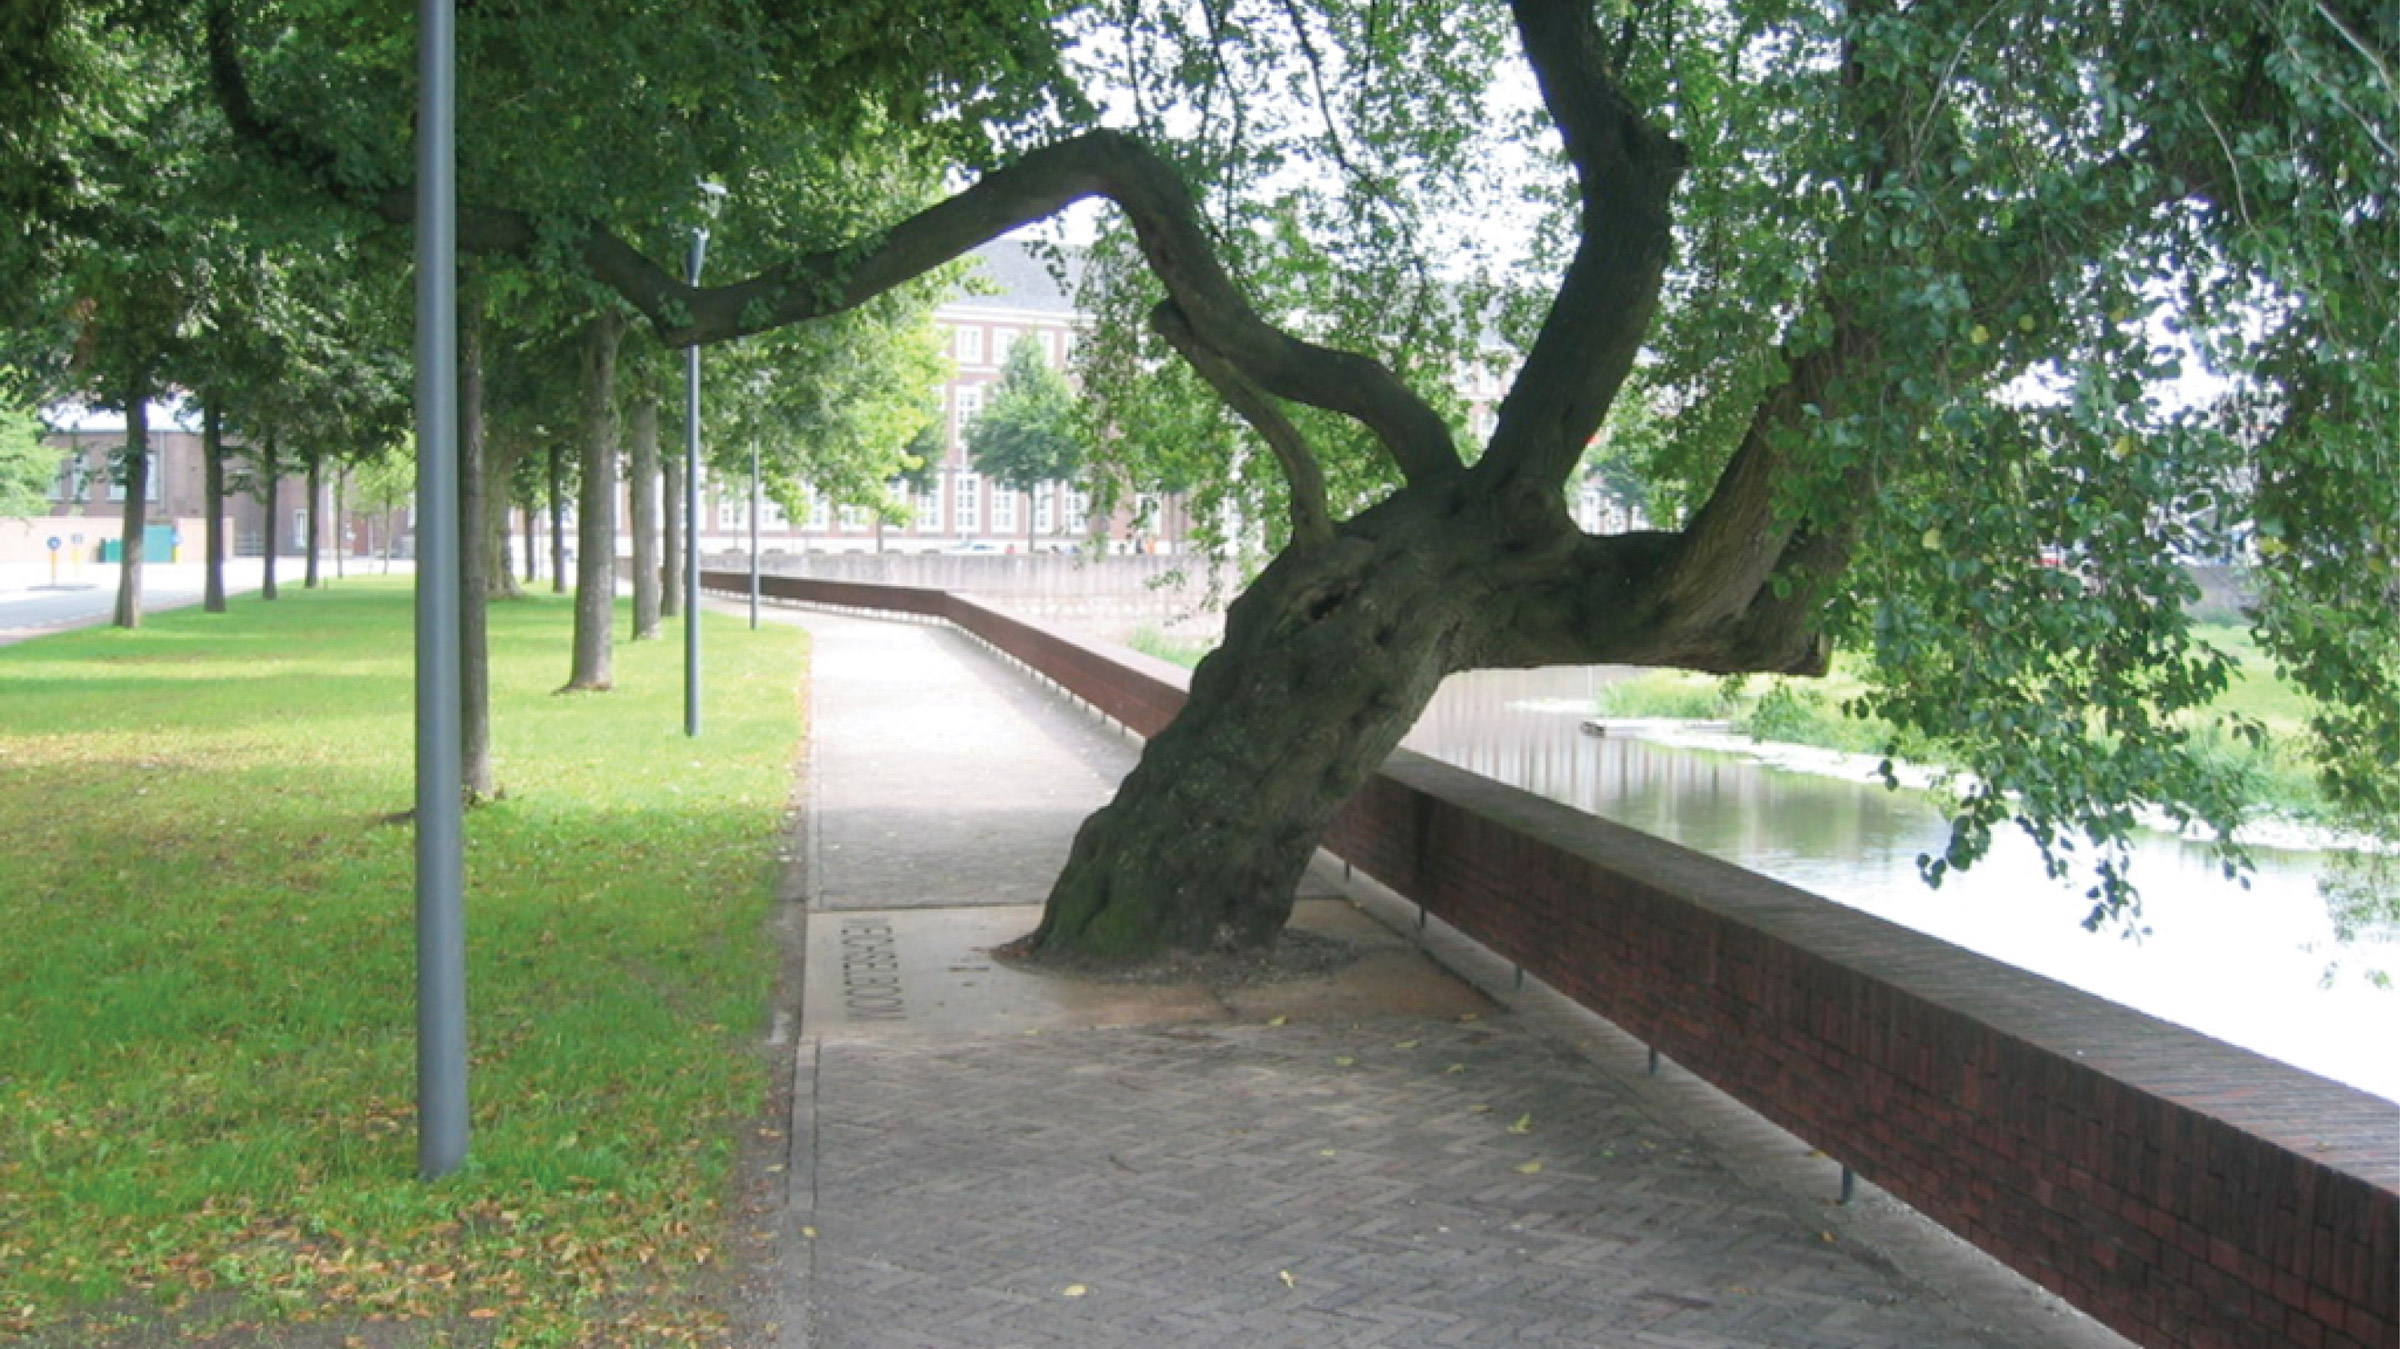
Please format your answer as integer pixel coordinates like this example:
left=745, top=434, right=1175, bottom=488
left=0, top=579, right=807, bottom=1346
left=1589, top=622, right=2335, bottom=822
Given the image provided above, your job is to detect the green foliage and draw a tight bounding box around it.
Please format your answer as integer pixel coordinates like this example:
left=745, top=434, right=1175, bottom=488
left=967, top=334, right=1084, bottom=495
left=0, top=404, right=51, bottom=517
left=1064, top=0, right=1525, bottom=551
left=1572, top=0, right=2400, bottom=919
left=1124, top=624, right=1213, bottom=669
left=0, top=581, right=803, bottom=1340
left=707, top=285, right=953, bottom=523
left=1591, top=672, right=1741, bottom=722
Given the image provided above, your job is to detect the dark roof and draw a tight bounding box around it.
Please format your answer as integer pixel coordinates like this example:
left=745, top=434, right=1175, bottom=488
left=953, top=238, right=1083, bottom=314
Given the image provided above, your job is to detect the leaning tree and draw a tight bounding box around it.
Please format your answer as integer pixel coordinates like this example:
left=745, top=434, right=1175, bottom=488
left=201, top=0, right=2394, bottom=960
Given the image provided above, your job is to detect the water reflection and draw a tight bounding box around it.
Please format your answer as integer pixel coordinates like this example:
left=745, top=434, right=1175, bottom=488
left=1403, top=666, right=2400, bottom=1103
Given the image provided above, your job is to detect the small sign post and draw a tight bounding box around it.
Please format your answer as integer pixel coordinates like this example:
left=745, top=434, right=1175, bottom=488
left=44, top=536, right=60, bottom=585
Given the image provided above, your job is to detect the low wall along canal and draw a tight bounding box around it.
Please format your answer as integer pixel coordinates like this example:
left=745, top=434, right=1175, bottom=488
left=706, top=569, right=2399, bottom=1349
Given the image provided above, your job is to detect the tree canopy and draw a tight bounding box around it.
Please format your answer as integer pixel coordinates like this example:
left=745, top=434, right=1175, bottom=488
left=19, top=0, right=2397, bottom=951
left=0, top=404, right=50, bottom=517
left=967, top=333, right=1084, bottom=503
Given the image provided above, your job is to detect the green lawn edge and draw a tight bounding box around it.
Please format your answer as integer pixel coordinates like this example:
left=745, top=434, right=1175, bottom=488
left=0, top=579, right=807, bottom=1346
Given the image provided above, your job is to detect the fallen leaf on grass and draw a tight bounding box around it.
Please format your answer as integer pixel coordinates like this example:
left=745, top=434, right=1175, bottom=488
left=1516, top=1161, right=1543, bottom=1175
left=1062, top=1284, right=1088, bottom=1298
left=1333, top=1055, right=1355, bottom=1067
left=1278, top=1270, right=1297, bottom=1288
left=1265, top=1016, right=1288, bottom=1027
left=1506, top=1113, right=1533, bottom=1135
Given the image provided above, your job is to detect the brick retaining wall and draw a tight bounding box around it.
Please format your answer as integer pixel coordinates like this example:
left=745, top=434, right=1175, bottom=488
left=711, top=570, right=2400, bottom=1349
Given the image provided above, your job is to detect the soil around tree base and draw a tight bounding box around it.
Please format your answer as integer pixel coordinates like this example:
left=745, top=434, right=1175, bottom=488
left=990, top=926, right=1365, bottom=989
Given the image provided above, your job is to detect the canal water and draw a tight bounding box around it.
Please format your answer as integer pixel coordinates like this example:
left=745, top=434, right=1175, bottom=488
left=1400, top=666, right=2400, bottom=1103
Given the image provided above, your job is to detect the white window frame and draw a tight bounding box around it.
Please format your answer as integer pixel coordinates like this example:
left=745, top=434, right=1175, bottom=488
left=955, top=324, right=985, bottom=366
left=992, top=487, right=1019, bottom=534
left=957, top=473, right=982, bottom=534
left=954, top=385, right=985, bottom=448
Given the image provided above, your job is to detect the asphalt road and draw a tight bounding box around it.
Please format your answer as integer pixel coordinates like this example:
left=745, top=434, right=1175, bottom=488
left=0, top=559, right=278, bottom=646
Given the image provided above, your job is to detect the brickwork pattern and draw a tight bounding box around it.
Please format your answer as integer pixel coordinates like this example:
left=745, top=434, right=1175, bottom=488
left=799, top=1017, right=2046, bottom=1349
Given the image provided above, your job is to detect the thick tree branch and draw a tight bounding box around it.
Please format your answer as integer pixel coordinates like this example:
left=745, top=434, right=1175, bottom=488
left=1481, top=0, right=1686, bottom=495
left=1152, top=301, right=1336, bottom=547
left=202, top=2, right=1462, bottom=487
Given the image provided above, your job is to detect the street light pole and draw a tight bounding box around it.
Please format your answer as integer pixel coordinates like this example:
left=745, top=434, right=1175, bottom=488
left=411, top=0, right=468, bottom=1181
left=682, top=186, right=720, bottom=738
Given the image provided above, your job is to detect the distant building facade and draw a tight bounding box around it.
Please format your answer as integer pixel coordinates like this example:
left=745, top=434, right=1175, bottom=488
left=691, top=238, right=1191, bottom=558
left=6, top=404, right=376, bottom=566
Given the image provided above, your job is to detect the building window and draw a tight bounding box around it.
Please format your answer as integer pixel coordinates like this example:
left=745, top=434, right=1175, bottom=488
left=955, top=325, right=985, bottom=367
left=103, top=450, right=161, bottom=502
left=1039, top=329, right=1060, bottom=368
left=956, top=473, right=981, bottom=533
left=917, top=479, right=944, bottom=533
left=1067, top=488, right=1091, bottom=531
left=759, top=496, right=787, bottom=529
left=953, top=385, right=985, bottom=448
left=717, top=498, right=745, bottom=530
left=992, top=487, right=1018, bottom=534
left=838, top=505, right=868, bottom=532
left=1035, top=487, right=1055, bottom=535
left=807, top=492, right=830, bottom=530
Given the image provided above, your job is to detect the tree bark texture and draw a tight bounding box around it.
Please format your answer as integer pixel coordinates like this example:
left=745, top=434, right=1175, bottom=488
left=566, top=311, right=625, bottom=691
left=258, top=437, right=279, bottom=602
left=459, top=306, right=496, bottom=798
left=303, top=453, right=324, bottom=588
left=660, top=448, right=683, bottom=619
left=203, top=403, right=227, bottom=613
left=1026, top=484, right=1694, bottom=958
left=627, top=397, right=662, bottom=639
left=548, top=441, right=567, bottom=595
left=110, top=384, right=151, bottom=630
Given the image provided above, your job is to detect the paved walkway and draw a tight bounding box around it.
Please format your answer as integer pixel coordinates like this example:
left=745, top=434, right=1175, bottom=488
left=0, top=558, right=275, bottom=646
left=743, top=604, right=2133, bottom=1349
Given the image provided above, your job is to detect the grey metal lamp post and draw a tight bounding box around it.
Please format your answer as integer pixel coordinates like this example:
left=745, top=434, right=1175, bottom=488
left=683, top=181, right=726, bottom=738
left=412, top=0, right=467, bottom=1181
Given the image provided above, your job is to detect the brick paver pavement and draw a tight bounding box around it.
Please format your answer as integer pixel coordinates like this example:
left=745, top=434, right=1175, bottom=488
left=745, top=604, right=2129, bottom=1349
left=795, top=1017, right=2047, bottom=1348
